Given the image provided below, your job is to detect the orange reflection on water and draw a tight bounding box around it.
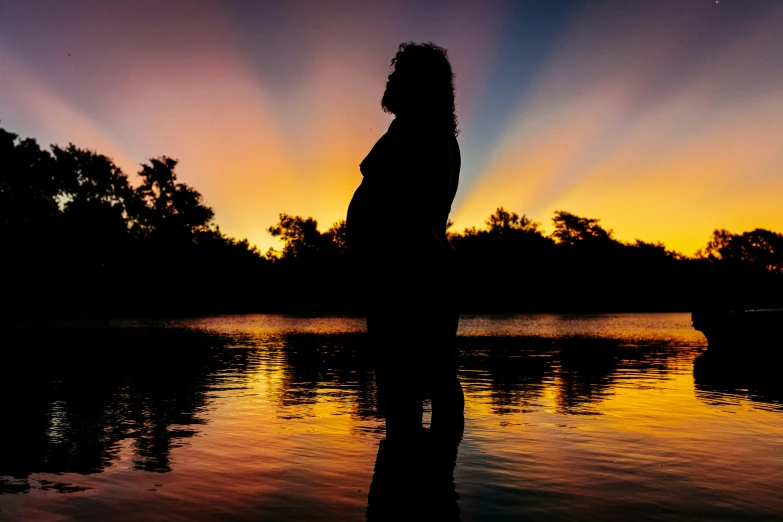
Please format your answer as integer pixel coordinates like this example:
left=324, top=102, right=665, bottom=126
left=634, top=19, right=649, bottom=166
left=2, top=313, right=782, bottom=521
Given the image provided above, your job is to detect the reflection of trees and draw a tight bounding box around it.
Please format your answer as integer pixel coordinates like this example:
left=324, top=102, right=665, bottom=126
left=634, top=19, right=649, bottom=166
left=456, top=336, right=623, bottom=416
left=457, top=337, right=552, bottom=415
left=0, top=323, right=698, bottom=495
left=273, top=332, right=381, bottom=422
left=694, top=351, right=783, bottom=406
left=269, top=333, right=690, bottom=420
left=554, top=339, right=621, bottom=415
left=556, top=339, right=691, bottom=414
left=0, top=327, right=246, bottom=488
left=455, top=337, right=687, bottom=416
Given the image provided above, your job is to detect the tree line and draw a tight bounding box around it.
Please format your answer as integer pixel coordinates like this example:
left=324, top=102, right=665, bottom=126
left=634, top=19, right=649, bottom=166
left=2, top=126, right=781, bottom=315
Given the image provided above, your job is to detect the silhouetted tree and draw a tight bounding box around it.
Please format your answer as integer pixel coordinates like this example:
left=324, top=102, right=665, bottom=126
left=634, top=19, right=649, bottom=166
left=0, top=129, right=58, bottom=228
left=1, top=124, right=781, bottom=315
left=327, top=219, right=348, bottom=256
left=704, top=228, right=783, bottom=274
left=1, top=130, right=62, bottom=312
left=267, top=213, right=342, bottom=263
left=0, top=127, right=269, bottom=314
left=50, top=145, right=135, bottom=284
left=134, top=157, right=214, bottom=240
left=551, top=210, right=614, bottom=245
left=485, top=207, right=541, bottom=235
left=267, top=214, right=323, bottom=260
left=631, top=239, right=676, bottom=258
left=53, top=144, right=134, bottom=208
left=263, top=213, right=349, bottom=311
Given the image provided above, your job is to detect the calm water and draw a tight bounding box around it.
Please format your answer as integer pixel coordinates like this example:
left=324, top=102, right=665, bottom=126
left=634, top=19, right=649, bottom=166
left=2, top=313, right=783, bottom=521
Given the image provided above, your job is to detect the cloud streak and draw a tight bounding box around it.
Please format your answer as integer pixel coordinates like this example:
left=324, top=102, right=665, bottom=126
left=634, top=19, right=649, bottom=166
left=1, top=0, right=780, bottom=253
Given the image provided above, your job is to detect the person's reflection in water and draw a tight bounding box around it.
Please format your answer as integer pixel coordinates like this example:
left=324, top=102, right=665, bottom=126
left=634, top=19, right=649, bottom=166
left=366, top=415, right=463, bottom=521
left=346, top=41, right=463, bottom=520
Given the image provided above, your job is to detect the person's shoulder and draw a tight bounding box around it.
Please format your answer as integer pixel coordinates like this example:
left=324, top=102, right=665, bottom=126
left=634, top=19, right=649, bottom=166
left=390, top=116, right=436, bottom=131
left=387, top=117, right=412, bottom=139
left=392, top=117, right=449, bottom=145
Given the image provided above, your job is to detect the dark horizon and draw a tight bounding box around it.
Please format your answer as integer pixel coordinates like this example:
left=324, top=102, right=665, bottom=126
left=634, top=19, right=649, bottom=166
left=2, top=1, right=782, bottom=255
left=3, top=124, right=782, bottom=316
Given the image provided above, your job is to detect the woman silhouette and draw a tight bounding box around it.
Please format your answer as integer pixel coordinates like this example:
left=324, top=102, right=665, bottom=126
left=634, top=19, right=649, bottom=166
left=347, top=42, right=463, bottom=441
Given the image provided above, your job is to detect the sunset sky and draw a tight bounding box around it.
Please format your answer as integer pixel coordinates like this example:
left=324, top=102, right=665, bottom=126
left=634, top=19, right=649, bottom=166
left=1, top=0, right=781, bottom=254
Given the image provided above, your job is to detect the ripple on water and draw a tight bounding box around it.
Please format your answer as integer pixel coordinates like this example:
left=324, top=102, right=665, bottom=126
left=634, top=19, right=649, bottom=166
left=1, top=313, right=781, bottom=522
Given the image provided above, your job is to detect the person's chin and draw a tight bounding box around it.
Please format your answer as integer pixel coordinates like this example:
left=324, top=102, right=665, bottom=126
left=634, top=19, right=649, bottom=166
left=381, top=89, right=398, bottom=112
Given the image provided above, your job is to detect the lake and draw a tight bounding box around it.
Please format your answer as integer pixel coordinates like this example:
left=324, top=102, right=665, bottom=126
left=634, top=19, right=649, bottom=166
left=2, top=313, right=782, bottom=521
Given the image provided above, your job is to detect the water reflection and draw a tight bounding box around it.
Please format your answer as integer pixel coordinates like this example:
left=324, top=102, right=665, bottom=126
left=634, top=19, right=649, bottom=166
left=0, top=327, right=243, bottom=491
left=0, top=325, right=693, bottom=494
left=2, top=315, right=782, bottom=521
left=694, top=350, right=783, bottom=406
left=367, top=424, right=463, bottom=521
left=274, top=332, right=380, bottom=423
left=457, top=336, right=689, bottom=417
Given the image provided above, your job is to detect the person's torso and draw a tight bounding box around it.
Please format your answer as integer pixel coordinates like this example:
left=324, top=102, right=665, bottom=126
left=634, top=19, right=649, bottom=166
left=346, top=118, right=461, bottom=257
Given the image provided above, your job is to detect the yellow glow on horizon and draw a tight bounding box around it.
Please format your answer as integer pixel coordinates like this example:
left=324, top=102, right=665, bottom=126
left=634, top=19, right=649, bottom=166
left=1, top=1, right=781, bottom=255
left=451, top=2, right=783, bottom=254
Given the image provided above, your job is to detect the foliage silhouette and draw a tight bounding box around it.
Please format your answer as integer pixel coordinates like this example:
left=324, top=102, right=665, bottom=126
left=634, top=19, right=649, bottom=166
left=703, top=228, right=783, bottom=273
left=551, top=210, right=613, bottom=245
left=134, top=156, right=214, bottom=240
left=1, top=125, right=781, bottom=315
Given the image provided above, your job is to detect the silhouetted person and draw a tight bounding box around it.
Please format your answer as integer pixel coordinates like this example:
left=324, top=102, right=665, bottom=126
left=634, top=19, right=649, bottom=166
left=347, top=41, right=463, bottom=444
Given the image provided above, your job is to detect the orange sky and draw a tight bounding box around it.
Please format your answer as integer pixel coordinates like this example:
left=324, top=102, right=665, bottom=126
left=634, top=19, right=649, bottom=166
left=1, top=1, right=781, bottom=255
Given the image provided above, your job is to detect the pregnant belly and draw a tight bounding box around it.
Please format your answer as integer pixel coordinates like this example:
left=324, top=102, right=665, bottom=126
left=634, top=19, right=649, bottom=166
left=346, top=181, right=372, bottom=250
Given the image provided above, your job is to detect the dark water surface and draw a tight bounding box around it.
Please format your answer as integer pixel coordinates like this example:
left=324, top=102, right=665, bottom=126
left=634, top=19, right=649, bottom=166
left=2, top=313, right=782, bottom=521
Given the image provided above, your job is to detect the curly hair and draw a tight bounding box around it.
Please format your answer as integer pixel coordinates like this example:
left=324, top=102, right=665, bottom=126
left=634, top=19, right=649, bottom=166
left=381, top=42, right=458, bottom=137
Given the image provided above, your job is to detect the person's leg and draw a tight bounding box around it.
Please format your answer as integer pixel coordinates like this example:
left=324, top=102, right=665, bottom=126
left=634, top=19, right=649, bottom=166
left=368, top=312, right=424, bottom=444
left=428, top=303, right=464, bottom=432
